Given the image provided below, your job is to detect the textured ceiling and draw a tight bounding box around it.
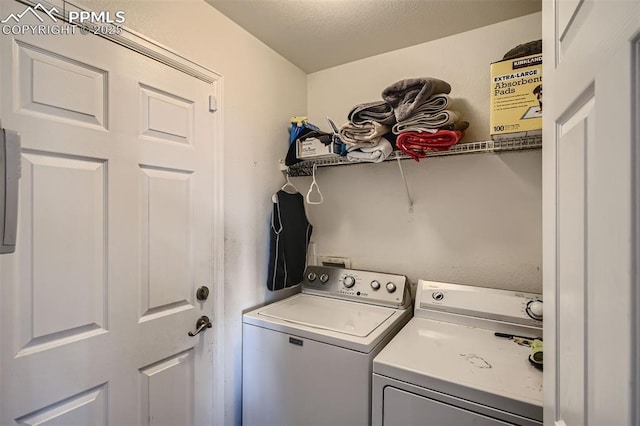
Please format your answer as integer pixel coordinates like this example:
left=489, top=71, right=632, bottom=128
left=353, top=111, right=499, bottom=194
left=205, top=0, right=542, bottom=73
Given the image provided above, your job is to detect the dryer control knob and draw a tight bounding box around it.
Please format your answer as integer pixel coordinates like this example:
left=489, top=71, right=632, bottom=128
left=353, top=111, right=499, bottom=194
left=370, top=280, right=381, bottom=290
left=432, top=291, right=444, bottom=301
left=386, top=282, right=397, bottom=293
left=526, top=300, right=543, bottom=321
left=343, top=275, right=355, bottom=288
left=307, top=272, right=317, bottom=282
left=319, top=273, right=329, bottom=284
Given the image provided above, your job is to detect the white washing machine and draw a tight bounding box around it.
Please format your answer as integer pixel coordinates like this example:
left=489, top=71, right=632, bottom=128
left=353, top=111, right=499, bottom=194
left=242, top=265, right=412, bottom=426
left=373, top=279, right=543, bottom=426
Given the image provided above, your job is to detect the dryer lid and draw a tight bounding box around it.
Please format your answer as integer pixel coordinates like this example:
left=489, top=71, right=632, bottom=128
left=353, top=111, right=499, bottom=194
left=259, top=295, right=395, bottom=337
left=373, top=317, right=543, bottom=419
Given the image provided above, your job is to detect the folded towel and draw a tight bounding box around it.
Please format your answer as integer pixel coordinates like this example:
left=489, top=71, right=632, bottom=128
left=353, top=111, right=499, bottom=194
left=382, top=78, right=452, bottom=122
left=338, top=121, right=390, bottom=148
left=396, top=130, right=464, bottom=161
left=348, top=101, right=396, bottom=126
left=392, top=110, right=460, bottom=134
left=346, top=138, right=394, bottom=163
left=411, top=93, right=451, bottom=115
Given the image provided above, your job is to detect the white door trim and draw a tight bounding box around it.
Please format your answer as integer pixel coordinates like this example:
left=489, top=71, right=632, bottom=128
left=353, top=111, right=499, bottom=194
left=9, top=1, right=226, bottom=424
left=634, top=36, right=640, bottom=426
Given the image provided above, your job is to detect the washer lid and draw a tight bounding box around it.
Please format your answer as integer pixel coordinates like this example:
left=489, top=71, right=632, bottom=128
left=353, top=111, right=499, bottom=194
left=259, top=294, right=395, bottom=337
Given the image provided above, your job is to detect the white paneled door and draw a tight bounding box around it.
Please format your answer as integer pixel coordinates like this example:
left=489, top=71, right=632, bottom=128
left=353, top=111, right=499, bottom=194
left=0, top=1, right=221, bottom=425
left=543, top=1, right=639, bottom=425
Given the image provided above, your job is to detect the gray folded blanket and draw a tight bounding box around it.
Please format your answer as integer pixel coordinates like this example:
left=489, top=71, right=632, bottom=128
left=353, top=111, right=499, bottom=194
left=392, top=110, right=460, bottom=134
left=382, top=78, right=452, bottom=122
left=338, top=120, right=390, bottom=148
left=410, top=94, right=450, bottom=115
left=347, top=101, right=396, bottom=126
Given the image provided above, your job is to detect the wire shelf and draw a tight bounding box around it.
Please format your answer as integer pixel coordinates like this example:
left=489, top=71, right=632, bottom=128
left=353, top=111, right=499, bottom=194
left=282, top=134, right=542, bottom=177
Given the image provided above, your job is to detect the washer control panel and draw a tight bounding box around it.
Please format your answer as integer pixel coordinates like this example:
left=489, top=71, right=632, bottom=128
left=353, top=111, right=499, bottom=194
left=302, top=266, right=410, bottom=308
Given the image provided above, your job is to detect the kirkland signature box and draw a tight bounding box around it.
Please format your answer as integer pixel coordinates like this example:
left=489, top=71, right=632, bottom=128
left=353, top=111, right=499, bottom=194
left=490, top=53, right=542, bottom=139
left=296, top=135, right=342, bottom=160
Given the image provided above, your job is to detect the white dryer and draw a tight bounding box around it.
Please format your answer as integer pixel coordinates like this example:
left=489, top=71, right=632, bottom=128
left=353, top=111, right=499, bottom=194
left=373, top=280, right=543, bottom=426
left=242, top=266, right=412, bottom=426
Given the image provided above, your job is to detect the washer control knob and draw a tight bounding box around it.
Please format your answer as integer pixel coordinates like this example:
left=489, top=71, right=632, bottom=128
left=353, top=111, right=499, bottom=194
left=526, top=300, right=543, bottom=320
left=386, top=282, right=397, bottom=293
left=432, top=291, right=444, bottom=301
left=370, top=280, right=381, bottom=291
left=343, top=275, right=356, bottom=288
left=307, top=272, right=317, bottom=282
left=319, top=273, right=329, bottom=284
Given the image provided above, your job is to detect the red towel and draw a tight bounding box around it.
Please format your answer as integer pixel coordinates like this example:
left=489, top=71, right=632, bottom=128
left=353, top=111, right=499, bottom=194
left=396, top=130, right=464, bottom=161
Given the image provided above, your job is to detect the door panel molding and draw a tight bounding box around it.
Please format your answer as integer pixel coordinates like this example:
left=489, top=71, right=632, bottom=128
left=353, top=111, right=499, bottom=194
left=555, top=84, right=594, bottom=135
left=139, top=83, right=195, bottom=146
left=14, top=39, right=108, bottom=129
left=556, top=0, right=586, bottom=63
left=555, top=91, right=593, bottom=424
left=139, top=349, right=194, bottom=426
left=15, top=383, right=108, bottom=426
left=17, top=151, right=108, bottom=356
left=139, top=165, right=195, bottom=319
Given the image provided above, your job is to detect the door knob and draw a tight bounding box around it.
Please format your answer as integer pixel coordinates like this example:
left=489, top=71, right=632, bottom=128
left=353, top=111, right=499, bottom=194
left=188, top=316, right=212, bottom=336
left=196, top=286, right=210, bottom=301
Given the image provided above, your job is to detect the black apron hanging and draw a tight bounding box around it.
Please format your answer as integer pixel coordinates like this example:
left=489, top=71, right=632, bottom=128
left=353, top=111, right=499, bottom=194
left=267, top=190, right=313, bottom=291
